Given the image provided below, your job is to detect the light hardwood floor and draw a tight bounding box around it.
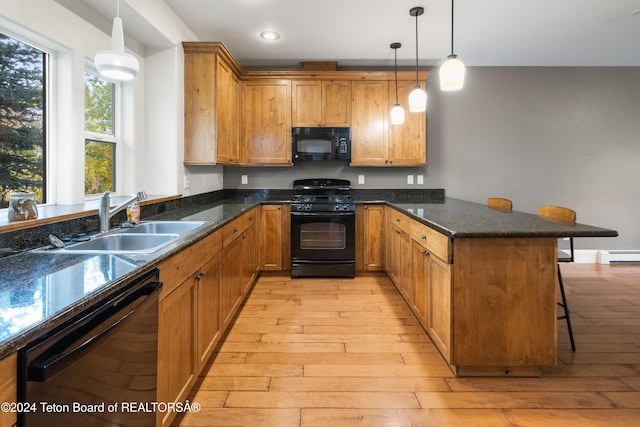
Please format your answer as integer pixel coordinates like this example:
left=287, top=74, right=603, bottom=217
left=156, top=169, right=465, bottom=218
left=175, top=264, right=640, bottom=426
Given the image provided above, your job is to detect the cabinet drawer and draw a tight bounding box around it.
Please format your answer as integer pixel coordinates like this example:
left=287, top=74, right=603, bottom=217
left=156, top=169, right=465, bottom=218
left=158, top=231, right=222, bottom=299
left=410, top=221, right=451, bottom=263
left=222, top=209, right=257, bottom=247
left=387, top=208, right=410, bottom=232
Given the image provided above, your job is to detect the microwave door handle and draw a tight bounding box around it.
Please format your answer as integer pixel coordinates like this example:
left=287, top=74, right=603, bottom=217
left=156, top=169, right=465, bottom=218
left=27, top=282, right=161, bottom=382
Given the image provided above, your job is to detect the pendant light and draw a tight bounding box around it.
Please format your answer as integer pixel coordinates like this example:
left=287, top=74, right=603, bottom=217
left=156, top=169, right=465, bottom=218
left=390, top=42, right=405, bottom=125
left=439, top=0, right=465, bottom=91
left=95, top=0, right=139, bottom=81
left=408, top=6, right=427, bottom=113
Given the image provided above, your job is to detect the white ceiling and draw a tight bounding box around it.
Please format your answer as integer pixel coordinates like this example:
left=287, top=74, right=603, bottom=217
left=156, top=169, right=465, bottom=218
left=58, top=0, right=640, bottom=68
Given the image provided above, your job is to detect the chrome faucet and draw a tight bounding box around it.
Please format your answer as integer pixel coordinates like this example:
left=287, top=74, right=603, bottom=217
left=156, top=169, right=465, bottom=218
left=98, top=191, right=146, bottom=232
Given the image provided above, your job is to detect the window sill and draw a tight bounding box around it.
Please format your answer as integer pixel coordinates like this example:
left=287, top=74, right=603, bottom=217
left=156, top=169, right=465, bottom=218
left=0, top=194, right=182, bottom=234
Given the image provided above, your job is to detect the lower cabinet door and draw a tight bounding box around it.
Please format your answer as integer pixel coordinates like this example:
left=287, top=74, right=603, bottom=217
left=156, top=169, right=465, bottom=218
left=412, top=240, right=429, bottom=327
left=196, top=253, right=222, bottom=371
left=222, top=236, right=243, bottom=329
left=428, top=254, right=452, bottom=363
left=157, top=279, right=196, bottom=426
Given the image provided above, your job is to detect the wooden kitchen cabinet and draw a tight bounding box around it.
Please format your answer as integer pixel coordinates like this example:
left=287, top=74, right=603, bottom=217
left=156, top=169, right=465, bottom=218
left=221, top=208, right=259, bottom=328
left=195, top=253, right=222, bottom=370
left=291, top=80, right=351, bottom=127
left=412, top=240, right=429, bottom=327
left=216, top=58, right=241, bottom=164
left=183, top=42, right=242, bottom=165
left=241, top=79, right=292, bottom=165
left=157, top=230, right=222, bottom=427
left=388, top=80, right=426, bottom=166
left=351, top=80, right=426, bottom=166
left=261, top=204, right=291, bottom=271
left=385, top=207, right=453, bottom=363
left=428, top=253, right=452, bottom=362
left=0, top=353, right=16, bottom=427
left=157, top=279, right=195, bottom=427
left=351, top=80, right=389, bottom=166
left=356, top=204, right=385, bottom=271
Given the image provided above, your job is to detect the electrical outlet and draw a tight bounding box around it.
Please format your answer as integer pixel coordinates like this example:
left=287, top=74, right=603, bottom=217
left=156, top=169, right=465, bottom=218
left=241, top=175, right=248, bottom=185
left=407, top=175, right=414, bottom=185
left=358, top=175, right=365, bottom=185
left=417, top=175, right=424, bottom=185
left=183, top=176, right=190, bottom=189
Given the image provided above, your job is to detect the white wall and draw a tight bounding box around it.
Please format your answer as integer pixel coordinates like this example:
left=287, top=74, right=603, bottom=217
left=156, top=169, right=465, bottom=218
left=0, top=0, right=145, bottom=203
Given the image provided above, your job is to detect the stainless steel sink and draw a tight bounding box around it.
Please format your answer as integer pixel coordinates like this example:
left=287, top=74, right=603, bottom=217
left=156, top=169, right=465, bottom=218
left=119, top=221, right=207, bottom=235
left=59, top=233, right=179, bottom=254
left=34, top=220, right=209, bottom=255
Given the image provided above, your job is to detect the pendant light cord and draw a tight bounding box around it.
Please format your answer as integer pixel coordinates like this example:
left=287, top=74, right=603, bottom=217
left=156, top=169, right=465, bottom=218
left=414, top=11, right=419, bottom=86
left=116, top=0, right=120, bottom=18
left=394, top=48, right=400, bottom=104
left=450, top=0, right=455, bottom=56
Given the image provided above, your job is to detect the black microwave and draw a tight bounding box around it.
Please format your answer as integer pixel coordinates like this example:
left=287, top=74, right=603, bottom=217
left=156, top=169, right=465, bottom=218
left=292, top=127, right=351, bottom=162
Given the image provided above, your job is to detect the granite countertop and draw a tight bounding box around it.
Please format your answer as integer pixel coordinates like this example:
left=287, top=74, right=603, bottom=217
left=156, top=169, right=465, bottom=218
left=389, top=198, right=619, bottom=238
left=0, top=194, right=618, bottom=360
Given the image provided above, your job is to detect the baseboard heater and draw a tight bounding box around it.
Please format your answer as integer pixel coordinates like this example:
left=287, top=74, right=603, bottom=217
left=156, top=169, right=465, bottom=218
left=597, top=250, right=640, bottom=264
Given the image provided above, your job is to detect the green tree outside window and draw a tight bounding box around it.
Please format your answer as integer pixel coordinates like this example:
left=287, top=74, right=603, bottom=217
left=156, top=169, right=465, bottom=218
left=0, top=33, right=46, bottom=208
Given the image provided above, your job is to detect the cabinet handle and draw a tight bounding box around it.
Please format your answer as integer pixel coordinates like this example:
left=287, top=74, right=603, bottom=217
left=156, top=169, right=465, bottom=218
left=421, top=234, right=427, bottom=240
left=233, top=228, right=238, bottom=233
left=242, top=233, right=247, bottom=239
left=196, top=271, right=205, bottom=280
left=364, top=206, right=368, bottom=210
left=395, top=229, right=401, bottom=235
left=422, top=250, right=430, bottom=256
left=396, top=218, right=400, bottom=222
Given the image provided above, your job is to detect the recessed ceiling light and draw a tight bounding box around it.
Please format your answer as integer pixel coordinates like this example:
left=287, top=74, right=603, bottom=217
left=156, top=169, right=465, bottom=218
left=260, top=31, right=280, bottom=40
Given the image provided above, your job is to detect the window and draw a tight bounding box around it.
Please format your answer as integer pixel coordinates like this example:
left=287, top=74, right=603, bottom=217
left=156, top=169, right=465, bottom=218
left=84, top=71, right=116, bottom=196
left=0, top=32, right=47, bottom=208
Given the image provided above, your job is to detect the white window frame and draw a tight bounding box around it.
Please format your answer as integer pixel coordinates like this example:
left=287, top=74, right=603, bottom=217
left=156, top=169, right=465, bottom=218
left=83, top=65, right=123, bottom=200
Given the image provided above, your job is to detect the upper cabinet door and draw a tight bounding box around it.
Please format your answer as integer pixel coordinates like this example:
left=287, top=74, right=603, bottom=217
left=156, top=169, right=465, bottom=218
left=388, top=80, right=426, bottom=166
left=241, top=79, right=292, bottom=165
left=350, top=80, right=389, bottom=166
left=321, top=80, right=351, bottom=127
left=216, top=58, right=241, bottom=164
left=184, top=52, right=217, bottom=164
left=291, top=80, right=321, bottom=127
left=291, top=80, right=351, bottom=127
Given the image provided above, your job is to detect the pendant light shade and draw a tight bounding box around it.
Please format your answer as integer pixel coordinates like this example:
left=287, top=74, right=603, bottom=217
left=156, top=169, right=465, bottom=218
left=409, top=7, right=427, bottom=113
left=389, top=42, right=405, bottom=125
left=95, top=0, right=139, bottom=81
left=439, top=0, right=465, bottom=91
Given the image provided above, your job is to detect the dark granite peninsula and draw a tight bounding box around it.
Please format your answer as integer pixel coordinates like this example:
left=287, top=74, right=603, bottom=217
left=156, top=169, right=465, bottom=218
left=381, top=199, right=616, bottom=376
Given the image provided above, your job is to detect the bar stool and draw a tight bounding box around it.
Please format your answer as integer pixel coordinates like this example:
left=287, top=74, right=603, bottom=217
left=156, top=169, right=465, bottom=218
left=487, top=197, right=512, bottom=213
left=538, top=205, right=576, bottom=352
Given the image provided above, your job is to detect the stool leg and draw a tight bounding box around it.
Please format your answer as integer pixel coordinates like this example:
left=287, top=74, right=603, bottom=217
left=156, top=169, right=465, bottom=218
left=557, top=265, right=576, bottom=351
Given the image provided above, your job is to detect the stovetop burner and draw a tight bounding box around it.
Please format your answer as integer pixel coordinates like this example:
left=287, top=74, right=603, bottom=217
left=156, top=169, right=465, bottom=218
left=291, top=178, right=355, bottom=213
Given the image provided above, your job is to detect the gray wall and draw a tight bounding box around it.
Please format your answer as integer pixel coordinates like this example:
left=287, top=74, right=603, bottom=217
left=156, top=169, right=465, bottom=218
left=223, top=67, right=640, bottom=250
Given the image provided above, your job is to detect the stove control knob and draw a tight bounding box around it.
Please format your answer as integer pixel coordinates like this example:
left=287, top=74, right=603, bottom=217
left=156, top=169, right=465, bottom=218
left=296, top=204, right=304, bottom=212
left=304, top=204, right=312, bottom=211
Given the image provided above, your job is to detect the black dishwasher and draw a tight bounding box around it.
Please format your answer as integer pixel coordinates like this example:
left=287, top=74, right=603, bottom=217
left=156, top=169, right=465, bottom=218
left=17, top=268, right=162, bottom=427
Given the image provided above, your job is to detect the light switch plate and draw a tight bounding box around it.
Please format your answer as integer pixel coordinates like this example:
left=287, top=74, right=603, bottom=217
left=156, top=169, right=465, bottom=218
left=407, top=175, right=414, bottom=185
left=241, top=175, right=248, bottom=185
left=358, top=175, right=365, bottom=185
left=183, top=176, right=190, bottom=189
left=417, top=175, right=424, bottom=185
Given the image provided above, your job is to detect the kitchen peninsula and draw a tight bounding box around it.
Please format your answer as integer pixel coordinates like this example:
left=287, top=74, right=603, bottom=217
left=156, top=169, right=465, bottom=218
left=0, top=192, right=617, bottom=407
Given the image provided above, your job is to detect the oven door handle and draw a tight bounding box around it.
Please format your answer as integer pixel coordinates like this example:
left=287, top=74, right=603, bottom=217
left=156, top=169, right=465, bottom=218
left=291, top=211, right=355, bottom=217
left=27, top=281, right=161, bottom=382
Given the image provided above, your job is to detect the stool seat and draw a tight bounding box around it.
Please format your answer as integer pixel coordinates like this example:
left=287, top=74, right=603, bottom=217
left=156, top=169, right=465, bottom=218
left=487, top=197, right=512, bottom=213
